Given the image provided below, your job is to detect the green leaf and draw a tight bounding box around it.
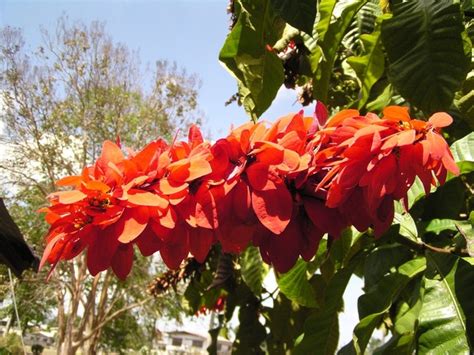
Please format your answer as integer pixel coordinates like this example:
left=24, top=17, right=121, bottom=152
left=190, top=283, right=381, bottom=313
left=393, top=210, right=418, bottom=241
left=353, top=257, right=426, bottom=354
left=381, top=0, right=470, bottom=113
left=219, top=0, right=285, bottom=120
left=295, top=257, right=363, bottom=355
left=240, top=246, right=266, bottom=295
left=363, top=244, right=413, bottom=290
left=277, top=259, right=318, bottom=308
left=417, top=253, right=474, bottom=353
left=457, top=212, right=474, bottom=257
left=347, top=16, right=386, bottom=109
left=450, top=132, right=474, bottom=174
left=406, top=177, right=435, bottom=209
left=269, top=0, right=317, bottom=35
left=424, top=219, right=460, bottom=235
left=311, top=0, right=369, bottom=102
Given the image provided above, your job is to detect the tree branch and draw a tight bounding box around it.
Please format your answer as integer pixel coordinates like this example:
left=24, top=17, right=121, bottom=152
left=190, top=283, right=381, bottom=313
left=394, top=234, right=470, bottom=257
left=72, top=297, right=152, bottom=348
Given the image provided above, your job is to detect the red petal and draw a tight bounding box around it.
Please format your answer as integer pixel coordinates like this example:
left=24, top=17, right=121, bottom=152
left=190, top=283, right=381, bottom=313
left=160, top=225, right=189, bottom=269
left=189, top=228, right=213, bottom=263
left=232, top=180, right=251, bottom=221
left=246, top=163, right=276, bottom=191
left=111, top=244, right=134, bottom=280
left=304, top=197, right=347, bottom=237
left=87, top=229, right=119, bottom=276
left=251, top=184, right=292, bottom=235
left=136, top=226, right=163, bottom=256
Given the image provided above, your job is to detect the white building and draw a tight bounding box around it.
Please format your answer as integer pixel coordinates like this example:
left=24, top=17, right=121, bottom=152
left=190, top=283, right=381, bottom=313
left=155, top=330, right=232, bottom=355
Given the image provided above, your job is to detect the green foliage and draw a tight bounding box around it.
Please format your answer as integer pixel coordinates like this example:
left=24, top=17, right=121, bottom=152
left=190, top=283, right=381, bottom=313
left=417, top=253, right=473, bottom=353
left=240, top=246, right=266, bottom=295
left=381, top=0, right=471, bottom=114
left=295, top=259, right=362, bottom=355
left=277, top=259, right=318, bottom=308
left=354, top=258, right=426, bottom=353
left=269, top=0, right=316, bottom=35
left=219, top=0, right=285, bottom=120
left=0, top=334, right=23, bottom=355
left=450, top=132, right=474, bottom=174
left=347, top=17, right=385, bottom=109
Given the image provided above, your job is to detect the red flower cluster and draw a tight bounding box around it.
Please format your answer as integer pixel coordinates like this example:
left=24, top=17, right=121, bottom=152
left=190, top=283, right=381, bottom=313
left=196, top=296, right=226, bottom=316
left=40, top=106, right=459, bottom=278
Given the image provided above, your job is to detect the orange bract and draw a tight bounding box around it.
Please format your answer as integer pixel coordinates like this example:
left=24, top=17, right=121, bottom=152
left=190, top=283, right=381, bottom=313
left=40, top=105, right=459, bottom=278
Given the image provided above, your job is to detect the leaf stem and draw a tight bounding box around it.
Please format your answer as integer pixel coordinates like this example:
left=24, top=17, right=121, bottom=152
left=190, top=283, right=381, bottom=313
left=394, top=234, right=470, bottom=257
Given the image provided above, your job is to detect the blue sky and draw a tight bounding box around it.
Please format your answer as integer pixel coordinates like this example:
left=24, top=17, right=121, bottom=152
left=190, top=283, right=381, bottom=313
left=0, top=0, right=300, bottom=138
left=0, top=0, right=364, bottom=348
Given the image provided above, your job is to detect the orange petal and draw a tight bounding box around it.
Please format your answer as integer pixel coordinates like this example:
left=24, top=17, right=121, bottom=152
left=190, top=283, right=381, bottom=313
left=253, top=142, right=284, bottom=165
left=383, top=106, right=410, bottom=122
left=127, top=190, right=169, bottom=208
left=116, top=207, right=149, bottom=243
left=99, top=140, right=124, bottom=165
left=85, top=180, right=111, bottom=193
left=187, top=157, right=212, bottom=181
left=188, top=124, right=204, bottom=148
left=56, top=175, right=83, bottom=187
left=54, top=190, right=87, bottom=204
left=325, top=109, right=360, bottom=127
left=428, top=112, right=453, bottom=128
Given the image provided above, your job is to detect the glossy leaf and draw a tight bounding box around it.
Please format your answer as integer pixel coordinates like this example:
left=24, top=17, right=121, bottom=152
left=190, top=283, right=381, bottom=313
left=219, top=0, right=285, bottom=120
left=312, top=0, right=369, bottom=102
left=277, top=259, right=318, bottom=308
left=353, top=257, right=426, bottom=354
left=381, top=0, right=470, bottom=113
left=450, top=132, right=474, bottom=174
left=347, top=17, right=386, bottom=109
left=240, top=246, right=266, bottom=295
left=417, top=253, right=474, bottom=353
left=269, top=0, right=317, bottom=34
left=295, top=257, right=363, bottom=355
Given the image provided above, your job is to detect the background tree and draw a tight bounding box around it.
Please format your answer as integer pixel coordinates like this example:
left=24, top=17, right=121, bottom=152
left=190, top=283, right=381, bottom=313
left=0, top=16, right=199, bottom=353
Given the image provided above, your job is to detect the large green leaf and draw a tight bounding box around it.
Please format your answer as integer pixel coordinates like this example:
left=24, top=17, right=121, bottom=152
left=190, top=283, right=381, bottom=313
left=219, top=0, right=284, bottom=120
left=347, top=17, right=386, bottom=109
left=381, top=0, right=470, bottom=113
left=450, top=131, right=474, bottom=174
left=417, top=253, right=474, bottom=353
left=269, top=0, right=317, bottom=35
left=363, top=244, right=413, bottom=290
left=353, top=257, right=426, bottom=354
left=311, top=0, right=369, bottom=102
left=277, top=259, right=318, bottom=308
left=294, top=257, right=363, bottom=355
left=240, top=246, right=266, bottom=295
